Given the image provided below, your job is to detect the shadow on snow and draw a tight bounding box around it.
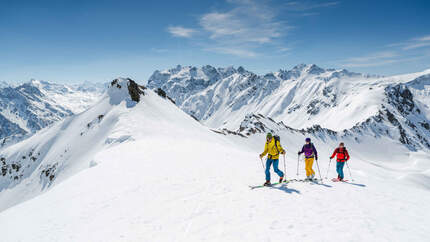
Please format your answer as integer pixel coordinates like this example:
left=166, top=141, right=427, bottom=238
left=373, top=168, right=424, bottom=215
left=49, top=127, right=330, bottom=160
left=270, top=184, right=301, bottom=194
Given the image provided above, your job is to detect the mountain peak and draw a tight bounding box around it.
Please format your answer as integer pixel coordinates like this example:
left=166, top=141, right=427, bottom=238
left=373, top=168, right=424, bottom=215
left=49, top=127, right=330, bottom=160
left=108, top=78, right=146, bottom=107
left=305, top=64, right=325, bottom=74
left=289, top=64, right=325, bottom=75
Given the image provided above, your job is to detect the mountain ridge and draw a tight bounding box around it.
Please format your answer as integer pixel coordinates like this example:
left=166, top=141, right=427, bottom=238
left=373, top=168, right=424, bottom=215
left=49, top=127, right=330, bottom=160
left=0, top=80, right=105, bottom=146
left=148, top=64, right=430, bottom=151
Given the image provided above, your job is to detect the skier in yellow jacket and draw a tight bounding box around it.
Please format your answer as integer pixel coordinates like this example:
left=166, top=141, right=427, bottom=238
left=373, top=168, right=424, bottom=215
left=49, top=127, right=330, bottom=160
left=259, top=133, right=286, bottom=186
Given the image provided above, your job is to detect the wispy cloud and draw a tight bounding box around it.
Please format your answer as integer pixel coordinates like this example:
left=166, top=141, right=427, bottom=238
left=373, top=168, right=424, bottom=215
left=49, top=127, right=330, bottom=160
left=342, top=34, right=430, bottom=68
left=284, top=1, right=340, bottom=11
left=204, top=47, right=257, bottom=58
left=387, top=34, right=430, bottom=50
left=279, top=47, right=292, bottom=52
left=199, top=0, right=284, bottom=45
left=301, top=12, right=320, bottom=16
left=165, top=0, right=291, bottom=58
left=196, top=0, right=289, bottom=58
left=414, top=35, right=430, bottom=42
left=167, top=26, right=197, bottom=38
left=342, top=51, right=400, bottom=67
left=403, top=42, right=430, bottom=50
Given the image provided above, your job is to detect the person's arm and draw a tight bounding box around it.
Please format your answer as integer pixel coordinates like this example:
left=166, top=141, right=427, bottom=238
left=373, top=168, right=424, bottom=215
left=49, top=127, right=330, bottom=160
left=278, top=142, right=285, bottom=155
left=345, top=149, right=350, bottom=161
left=260, top=143, right=268, bottom=158
left=298, top=145, right=304, bottom=155
left=312, top=144, right=318, bottom=160
left=330, top=148, right=337, bottom=159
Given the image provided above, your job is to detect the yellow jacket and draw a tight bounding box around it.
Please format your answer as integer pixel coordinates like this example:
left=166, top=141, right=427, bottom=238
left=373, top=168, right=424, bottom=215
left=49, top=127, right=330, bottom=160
left=261, top=138, right=285, bottom=159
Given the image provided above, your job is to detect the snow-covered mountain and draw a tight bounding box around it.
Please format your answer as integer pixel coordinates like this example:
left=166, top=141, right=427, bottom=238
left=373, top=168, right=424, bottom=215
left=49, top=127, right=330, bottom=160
left=1, top=77, right=430, bottom=241
left=0, top=78, right=191, bottom=211
left=148, top=65, right=430, bottom=150
left=0, top=80, right=104, bottom=145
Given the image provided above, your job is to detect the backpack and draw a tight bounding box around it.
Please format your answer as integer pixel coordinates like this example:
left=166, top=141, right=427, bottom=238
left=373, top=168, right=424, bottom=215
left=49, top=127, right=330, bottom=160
left=337, top=147, right=348, bottom=160
left=303, top=143, right=315, bottom=157
left=273, top=135, right=280, bottom=155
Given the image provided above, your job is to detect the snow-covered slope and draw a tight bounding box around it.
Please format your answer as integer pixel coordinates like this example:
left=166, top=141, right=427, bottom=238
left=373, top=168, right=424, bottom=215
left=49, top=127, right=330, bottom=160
left=0, top=76, right=430, bottom=241
left=0, top=78, right=146, bottom=210
left=0, top=80, right=104, bottom=144
left=148, top=65, right=430, bottom=150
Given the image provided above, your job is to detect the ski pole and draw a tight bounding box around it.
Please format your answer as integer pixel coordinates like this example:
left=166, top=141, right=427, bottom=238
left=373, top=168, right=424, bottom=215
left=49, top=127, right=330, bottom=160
left=283, top=154, right=286, bottom=179
left=260, top=157, right=265, bottom=170
left=345, top=161, right=354, bottom=181
left=325, top=158, right=332, bottom=179
left=315, top=158, right=323, bottom=183
left=296, top=154, right=300, bottom=176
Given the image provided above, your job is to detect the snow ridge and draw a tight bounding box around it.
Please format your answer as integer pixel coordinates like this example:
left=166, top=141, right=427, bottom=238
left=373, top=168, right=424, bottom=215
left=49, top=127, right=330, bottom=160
left=0, top=78, right=148, bottom=211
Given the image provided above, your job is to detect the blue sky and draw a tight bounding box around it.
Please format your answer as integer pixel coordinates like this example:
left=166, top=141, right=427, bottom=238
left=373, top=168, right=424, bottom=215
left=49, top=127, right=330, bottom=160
left=1, top=0, right=430, bottom=83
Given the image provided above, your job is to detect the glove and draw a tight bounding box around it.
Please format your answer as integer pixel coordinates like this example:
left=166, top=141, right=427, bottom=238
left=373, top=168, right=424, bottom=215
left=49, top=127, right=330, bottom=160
left=315, top=156, right=318, bottom=160
left=297, top=151, right=301, bottom=155
left=259, top=154, right=264, bottom=159
left=281, top=150, right=286, bottom=155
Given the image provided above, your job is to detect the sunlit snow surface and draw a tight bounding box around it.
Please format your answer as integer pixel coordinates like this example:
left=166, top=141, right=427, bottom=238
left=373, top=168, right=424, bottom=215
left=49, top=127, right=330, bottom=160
left=0, top=78, right=429, bottom=241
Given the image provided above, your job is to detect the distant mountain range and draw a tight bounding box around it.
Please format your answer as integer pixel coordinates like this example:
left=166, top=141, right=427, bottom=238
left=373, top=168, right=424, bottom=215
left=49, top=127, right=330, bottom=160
left=148, top=64, right=430, bottom=150
left=0, top=80, right=105, bottom=145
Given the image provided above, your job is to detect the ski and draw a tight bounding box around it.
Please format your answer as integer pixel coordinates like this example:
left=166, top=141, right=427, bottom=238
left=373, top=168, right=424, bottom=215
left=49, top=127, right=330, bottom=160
left=249, top=180, right=290, bottom=189
left=331, top=178, right=349, bottom=182
left=249, top=178, right=323, bottom=189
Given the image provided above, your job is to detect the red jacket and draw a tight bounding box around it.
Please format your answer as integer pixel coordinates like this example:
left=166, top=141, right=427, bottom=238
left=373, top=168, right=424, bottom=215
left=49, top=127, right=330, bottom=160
left=330, top=147, right=350, bottom=162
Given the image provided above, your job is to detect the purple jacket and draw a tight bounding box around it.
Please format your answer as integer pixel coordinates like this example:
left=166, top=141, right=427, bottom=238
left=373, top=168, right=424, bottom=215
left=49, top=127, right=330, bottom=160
left=299, top=143, right=318, bottom=159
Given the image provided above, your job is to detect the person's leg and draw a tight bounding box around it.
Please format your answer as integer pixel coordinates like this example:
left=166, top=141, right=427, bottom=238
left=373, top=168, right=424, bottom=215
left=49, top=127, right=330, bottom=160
left=336, top=161, right=339, bottom=176
left=272, top=159, right=284, bottom=178
left=309, top=157, right=315, bottom=176
left=265, top=159, right=273, bottom=181
left=339, top=162, right=345, bottom=179
left=336, top=162, right=341, bottom=179
left=305, top=158, right=311, bottom=177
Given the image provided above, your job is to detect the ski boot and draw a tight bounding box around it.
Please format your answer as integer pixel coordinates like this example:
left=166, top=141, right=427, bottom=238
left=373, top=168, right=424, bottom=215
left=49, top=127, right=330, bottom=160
left=263, top=180, right=271, bottom=186
left=279, top=177, right=284, bottom=183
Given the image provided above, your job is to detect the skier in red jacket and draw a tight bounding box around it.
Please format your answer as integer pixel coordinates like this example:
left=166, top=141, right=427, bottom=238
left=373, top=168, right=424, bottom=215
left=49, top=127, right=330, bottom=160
left=330, top=142, right=350, bottom=181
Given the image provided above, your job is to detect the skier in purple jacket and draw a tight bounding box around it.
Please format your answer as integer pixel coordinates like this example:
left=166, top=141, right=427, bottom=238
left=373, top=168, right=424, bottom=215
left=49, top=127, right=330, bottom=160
left=298, top=138, right=318, bottom=180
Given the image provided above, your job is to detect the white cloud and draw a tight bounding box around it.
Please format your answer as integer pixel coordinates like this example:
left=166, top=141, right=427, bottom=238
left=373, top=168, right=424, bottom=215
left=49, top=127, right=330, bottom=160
left=205, top=47, right=257, bottom=58
left=199, top=1, right=283, bottom=45
left=342, top=51, right=400, bottom=67
left=166, top=0, right=338, bottom=58
left=347, top=51, right=398, bottom=62
left=279, top=47, right=291, bottom=52
left=403, top=35, right=430, bottom=50
left=301, top=12, right=319, bottom=16
left=342, top=34, right=430, bottom=68
left=195, top=0, right=289, bottom=57
left=341, top=50, right=430, bottom=68
left=167, top=26, right=197, bottom=38
left=413, top=35, right=430, bottom=42
left=387, top=34, right=430, bottom=50
left=284, top=1, right=339, bottom=11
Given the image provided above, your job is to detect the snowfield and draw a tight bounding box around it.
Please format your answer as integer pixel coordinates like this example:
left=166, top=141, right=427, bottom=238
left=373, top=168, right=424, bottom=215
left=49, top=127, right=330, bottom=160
left=0, top=78, right=429, bottom=242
